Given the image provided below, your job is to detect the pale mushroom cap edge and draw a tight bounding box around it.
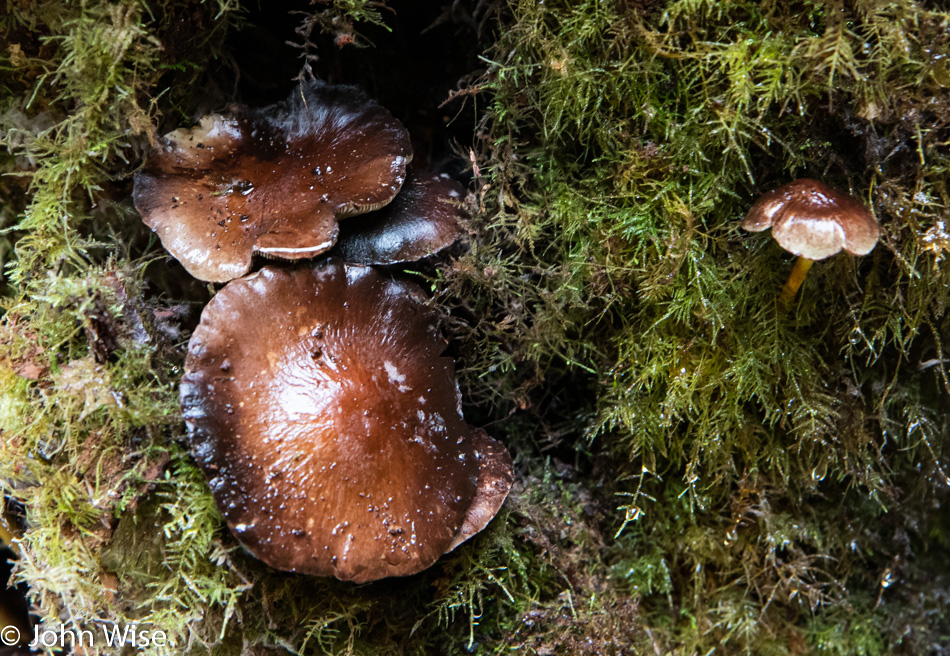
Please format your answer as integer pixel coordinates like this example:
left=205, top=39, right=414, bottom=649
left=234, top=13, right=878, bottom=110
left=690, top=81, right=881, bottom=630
left=742, top=178, right=880, bottom=260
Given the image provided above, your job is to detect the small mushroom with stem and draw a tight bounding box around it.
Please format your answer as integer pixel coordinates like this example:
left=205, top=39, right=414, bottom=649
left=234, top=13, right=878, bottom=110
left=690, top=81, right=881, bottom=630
left=181, top=260, right=513, bottom=583
left=742, top=179, right=880, bottom=305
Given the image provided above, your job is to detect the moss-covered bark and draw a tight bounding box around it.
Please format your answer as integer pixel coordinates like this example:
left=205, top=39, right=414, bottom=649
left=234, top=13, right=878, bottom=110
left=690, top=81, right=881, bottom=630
left=1, top=0, right=948, bottom=654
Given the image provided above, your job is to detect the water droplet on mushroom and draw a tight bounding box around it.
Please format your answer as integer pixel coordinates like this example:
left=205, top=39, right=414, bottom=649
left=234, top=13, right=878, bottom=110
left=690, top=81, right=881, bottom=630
left=179, top=262, right=513, bottom=582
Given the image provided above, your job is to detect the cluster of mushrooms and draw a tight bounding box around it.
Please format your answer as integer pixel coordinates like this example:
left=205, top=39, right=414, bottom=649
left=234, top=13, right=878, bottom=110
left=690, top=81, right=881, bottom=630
left=134, top=82, right=513, bottom=584
left=133, top=78, right=875, bottom=584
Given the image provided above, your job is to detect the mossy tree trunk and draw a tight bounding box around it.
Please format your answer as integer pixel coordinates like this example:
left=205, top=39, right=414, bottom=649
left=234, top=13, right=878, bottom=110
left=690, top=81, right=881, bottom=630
left=1, top=1, right=948, bottom=654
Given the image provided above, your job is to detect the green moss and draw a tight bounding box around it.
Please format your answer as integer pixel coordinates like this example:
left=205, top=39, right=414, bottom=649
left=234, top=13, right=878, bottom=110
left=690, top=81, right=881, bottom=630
left=2, top=0, right=949, bottom=653
left=442, top=0, right=950, bottom=652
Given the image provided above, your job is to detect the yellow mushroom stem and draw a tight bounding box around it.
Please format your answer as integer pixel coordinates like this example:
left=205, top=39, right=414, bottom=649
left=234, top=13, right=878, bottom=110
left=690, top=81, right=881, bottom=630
left=779, top=256, right=814, bottom=305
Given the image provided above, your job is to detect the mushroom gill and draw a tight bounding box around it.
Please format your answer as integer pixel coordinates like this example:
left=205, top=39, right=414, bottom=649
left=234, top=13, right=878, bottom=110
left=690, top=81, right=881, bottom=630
left=180, top=260, right=513, bottom=583
left=133, top=83, right=412, bottom=283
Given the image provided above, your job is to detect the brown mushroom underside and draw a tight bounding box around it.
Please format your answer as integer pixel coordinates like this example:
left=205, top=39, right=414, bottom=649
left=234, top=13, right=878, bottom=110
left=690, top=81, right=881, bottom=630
left=333, top=169, right=467, bottom=266
left=741, top=178, right=879, bottom=260
left=181, top=261, right=512, bottom=582
left=134, top=83, right=412, bottom=282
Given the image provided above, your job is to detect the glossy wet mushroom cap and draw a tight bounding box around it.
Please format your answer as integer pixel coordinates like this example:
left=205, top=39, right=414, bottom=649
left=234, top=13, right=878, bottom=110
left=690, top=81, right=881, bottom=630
left=332, top=169, right=467, bottom=265
left=181, top=260, right=512, bottom=583
left=133, top=83, right=411, bottom=282
left=741, top=178, right=879, bottom=260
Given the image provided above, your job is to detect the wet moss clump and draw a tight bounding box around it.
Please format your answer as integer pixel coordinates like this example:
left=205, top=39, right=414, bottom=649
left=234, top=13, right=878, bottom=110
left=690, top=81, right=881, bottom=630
left=445, top=0, right=950, bottom=652
left=1, top=0, right=949, bottom=654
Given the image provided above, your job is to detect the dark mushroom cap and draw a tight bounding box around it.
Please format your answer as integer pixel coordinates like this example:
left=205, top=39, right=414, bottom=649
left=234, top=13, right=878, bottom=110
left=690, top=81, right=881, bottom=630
left=133, top=83, right=411, bottom=282
left=741, top=179, right=879, bottom=260
left=181, top=260, right=512, bottom=582
left=332, top=169, right=467, bottom=265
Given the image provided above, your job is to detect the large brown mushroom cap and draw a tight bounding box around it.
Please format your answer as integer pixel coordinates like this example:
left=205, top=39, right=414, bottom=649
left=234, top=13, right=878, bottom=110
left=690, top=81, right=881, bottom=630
left=134, top=83, right=412, bottom=282
left=741, top=179, right=879, bottom=260
left=333, top=169, right=467, bottom=265
left=181, top=260, right=512, bottom=582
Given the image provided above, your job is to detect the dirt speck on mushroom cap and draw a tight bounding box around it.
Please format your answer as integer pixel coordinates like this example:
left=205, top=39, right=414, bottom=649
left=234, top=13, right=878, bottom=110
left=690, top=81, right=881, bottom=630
left=133, top=83, right=412, bottom=283
left=742, top=178, right=879, bottom=260
left=181, top=260, right=511, bottom=582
